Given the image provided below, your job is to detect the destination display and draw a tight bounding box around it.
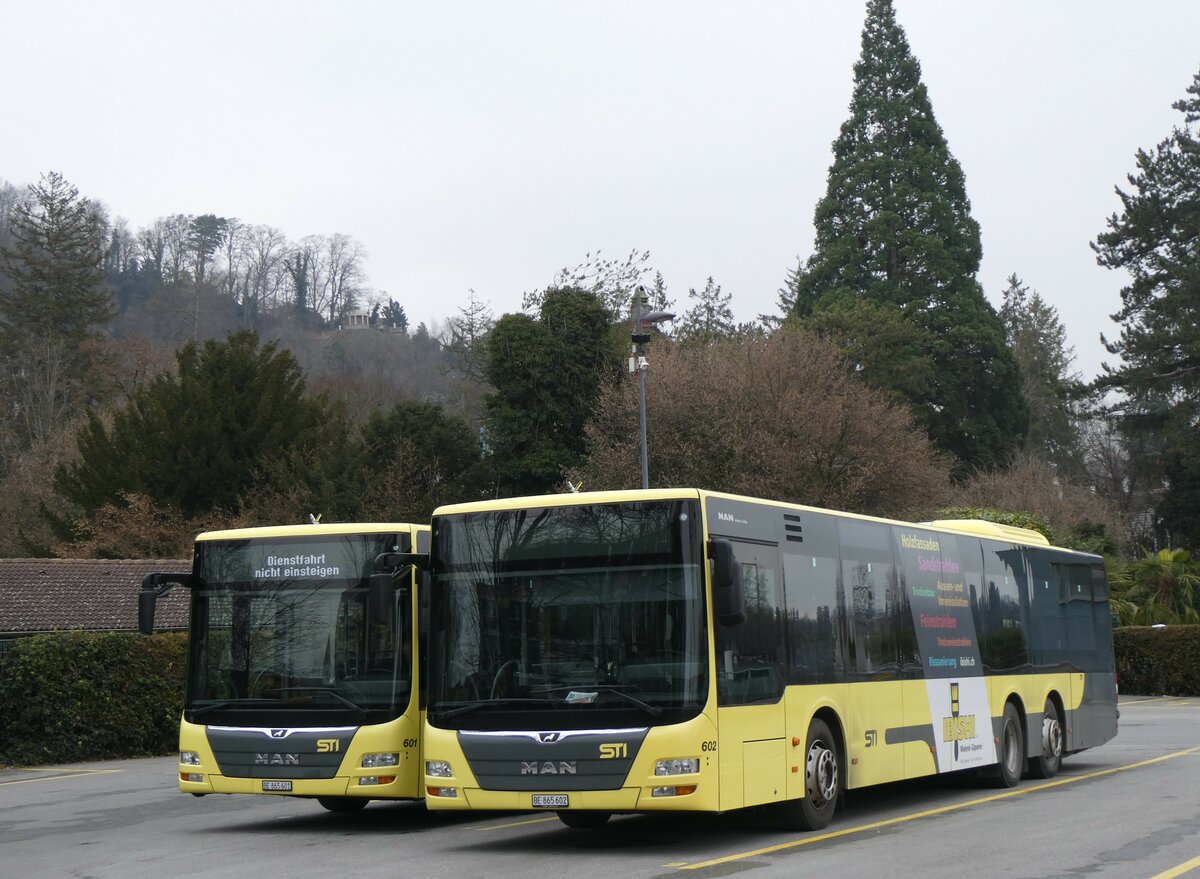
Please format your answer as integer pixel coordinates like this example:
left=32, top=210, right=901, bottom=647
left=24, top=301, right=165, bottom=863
left=199, top=535, right=402, bottom=585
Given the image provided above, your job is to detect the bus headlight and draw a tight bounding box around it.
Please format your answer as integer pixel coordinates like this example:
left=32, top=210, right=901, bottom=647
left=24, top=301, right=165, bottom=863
left=426, top=760, right=453, bottom=778
left=180, top=751, right=201, bottom=766
left=655, top=758, right=699, bottom=776
left=362, top=753, right=399, bottom=768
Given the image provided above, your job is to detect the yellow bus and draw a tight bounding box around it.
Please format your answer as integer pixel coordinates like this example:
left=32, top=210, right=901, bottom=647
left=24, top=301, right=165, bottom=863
left=417, top=489, right=1118, bottom=829
left=139, top=522, right=428, bottom=813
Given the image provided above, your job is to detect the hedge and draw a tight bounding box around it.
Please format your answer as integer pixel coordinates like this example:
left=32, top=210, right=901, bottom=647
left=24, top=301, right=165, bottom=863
left=0, top=632, right=186, bottom=766
left=1114, top=625, right=1200, bottom=697
left=0, top=627, right=1194, bottom=767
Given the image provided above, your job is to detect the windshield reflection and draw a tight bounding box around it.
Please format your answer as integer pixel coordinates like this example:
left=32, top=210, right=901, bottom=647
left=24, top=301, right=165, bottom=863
left=187, top=533, right=411, bottom=717
left=430, top=500, right=706, bottom=727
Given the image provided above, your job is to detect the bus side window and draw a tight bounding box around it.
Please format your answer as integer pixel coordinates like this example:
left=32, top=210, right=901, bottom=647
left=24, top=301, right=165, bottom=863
left=714, top=549, right=785, bottom=705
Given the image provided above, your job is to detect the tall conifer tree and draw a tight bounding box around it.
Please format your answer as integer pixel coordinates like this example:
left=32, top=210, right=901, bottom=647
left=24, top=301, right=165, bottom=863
left=999, top=274, right=1085, bottom=477
left=0, top=171, right=111, bottom=346
left=1093, top=67, right=1200, bottom=548
left=792, top=0, right=1026, bottom=471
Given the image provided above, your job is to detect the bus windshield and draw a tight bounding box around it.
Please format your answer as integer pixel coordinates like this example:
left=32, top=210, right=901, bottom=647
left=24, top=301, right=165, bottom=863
left=428, top=499, right=706, bottom=729
left=186, top=533, right=411, bottom=721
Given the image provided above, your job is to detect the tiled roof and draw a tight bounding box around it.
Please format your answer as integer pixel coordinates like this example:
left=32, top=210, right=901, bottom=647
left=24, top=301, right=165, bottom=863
left=0, top=558, right=191, bottom=635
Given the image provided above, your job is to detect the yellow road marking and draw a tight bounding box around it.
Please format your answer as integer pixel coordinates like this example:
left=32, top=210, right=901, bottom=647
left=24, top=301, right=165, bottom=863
left=0, top=768, right=121, bottom=786
left=1149, top=854, right=1200, bottom=879
left=1120, top=697, right=1174, bottom=706
left=677, top=746, right=1200, bottom=871
left=472, top=816, right=559, bottom=831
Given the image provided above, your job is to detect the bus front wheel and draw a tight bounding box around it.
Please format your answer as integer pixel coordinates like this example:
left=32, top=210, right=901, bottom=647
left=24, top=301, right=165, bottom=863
left=778, top=718, right=839, bottom=831
left=1027, top=698, right=1064, bottom=779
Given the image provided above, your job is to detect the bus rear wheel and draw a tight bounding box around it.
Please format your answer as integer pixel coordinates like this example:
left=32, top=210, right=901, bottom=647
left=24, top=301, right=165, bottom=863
left=557, top=810, right=611, bottom=828
left=987, top=702, right=1025, bottom=788
left=317, top=796, right=370, bottom=813
left=777, top=718, right=839, bottom=831
left=1027, top=699, right=1064, bottom=779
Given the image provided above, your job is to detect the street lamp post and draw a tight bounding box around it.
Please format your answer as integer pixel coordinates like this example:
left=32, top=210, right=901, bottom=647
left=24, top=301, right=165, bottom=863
left=630, top=285, right=674, bottom=490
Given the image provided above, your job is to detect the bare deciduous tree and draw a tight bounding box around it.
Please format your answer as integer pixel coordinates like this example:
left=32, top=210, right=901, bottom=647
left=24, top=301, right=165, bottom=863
left=575, top=328, right=952, bottom=519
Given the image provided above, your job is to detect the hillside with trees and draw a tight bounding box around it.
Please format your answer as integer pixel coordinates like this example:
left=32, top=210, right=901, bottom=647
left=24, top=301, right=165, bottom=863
left=0, top=0, right=1197, bottom=623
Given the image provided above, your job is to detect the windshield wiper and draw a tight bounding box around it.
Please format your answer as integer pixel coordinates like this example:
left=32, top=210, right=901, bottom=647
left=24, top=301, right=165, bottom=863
left=274, top=686, right=368, bottom=717
left=188, top=699, right=278, bottom=719
left=436, top=697, right=557, bottom=721
left=541, top=685, right=664, bottom=718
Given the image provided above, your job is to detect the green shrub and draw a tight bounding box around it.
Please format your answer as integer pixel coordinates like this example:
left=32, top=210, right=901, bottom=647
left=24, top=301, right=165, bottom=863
left=0, top=632, right=186, bottom=766
left=1114, top=625, right=1200, bottom=696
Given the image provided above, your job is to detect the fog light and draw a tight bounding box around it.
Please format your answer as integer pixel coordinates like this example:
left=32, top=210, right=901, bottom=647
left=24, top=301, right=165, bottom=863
left=181, top=772, right=204, bottom=783
left=362, top=753, right=399, bottom=768
left=654, top=758, right=699, bottom=776
left=426, top=760, right=452, bottom=778
left=359, top=775, right=397, bottom=786
left=180, top=751, right=201, bottom=766
left=427, top=786, right=458, bottom=798
left=651, top=784, right=697, bottom=797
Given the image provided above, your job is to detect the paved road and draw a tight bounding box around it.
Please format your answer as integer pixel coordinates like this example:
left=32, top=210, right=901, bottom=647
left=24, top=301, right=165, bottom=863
left=2, top=696, right=1198, bottom=879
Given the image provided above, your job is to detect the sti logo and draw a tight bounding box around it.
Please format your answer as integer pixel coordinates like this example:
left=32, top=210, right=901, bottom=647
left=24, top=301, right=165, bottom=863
left=317, top=739, right=340, bottom=753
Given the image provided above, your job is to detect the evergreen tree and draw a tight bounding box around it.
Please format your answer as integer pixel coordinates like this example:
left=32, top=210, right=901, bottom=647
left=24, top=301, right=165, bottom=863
left=483, top=287, right=620, bottom=496
left=1092, top=67, right=1200, bottom=549
left=353, top=400, right=482, bottom=517
left=0, top=171, right=112, bottom=345
left=187, top=214, right=228, bottom=286
left=0, top=173, right=114, bottom=463
left=646, top=271, right=674, bottom=313
left=380, top=298, right=409, bottom=332
left=791, top=0, right=1026, bottom=471
left=53, top=331, right=340, bottom=519
left=676, top=276, right=735, bottom=345
left=802, top=297, right=934, bottom=406
left=999, top=274, right=1086, bottom=477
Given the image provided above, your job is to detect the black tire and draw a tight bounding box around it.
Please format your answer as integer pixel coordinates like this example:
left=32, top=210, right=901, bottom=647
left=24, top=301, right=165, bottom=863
left=556, top=810, right=611, bottom=828
left=317, top=796, right=370, bottom=813
left=777, top=718, right=840, bottom=831
left=1027, top=698, right=1064, bottom=779
left=988, top=702, right=1025, bottom=788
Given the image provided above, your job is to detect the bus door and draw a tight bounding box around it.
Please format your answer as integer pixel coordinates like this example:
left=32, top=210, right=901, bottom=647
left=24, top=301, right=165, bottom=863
left=714, top=540, right=787, bottom=811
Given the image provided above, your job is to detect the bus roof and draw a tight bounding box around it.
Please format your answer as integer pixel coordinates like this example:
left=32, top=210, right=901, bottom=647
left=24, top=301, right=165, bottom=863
left=431, top=488, right=1081, bottom=554
left=431, top=488, right=700, bottom=517
left=194, top=522, right=425, bottom=542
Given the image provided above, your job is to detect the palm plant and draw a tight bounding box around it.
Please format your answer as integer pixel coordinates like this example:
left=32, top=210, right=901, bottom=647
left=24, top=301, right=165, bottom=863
left=1110, top=549, right=1200, bottom=626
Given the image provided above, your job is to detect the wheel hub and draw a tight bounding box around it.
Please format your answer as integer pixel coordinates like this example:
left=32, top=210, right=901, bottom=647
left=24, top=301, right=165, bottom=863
left=1043, top=714, right=1063, bottom=758
left=806, top=742, right=837, bottom=804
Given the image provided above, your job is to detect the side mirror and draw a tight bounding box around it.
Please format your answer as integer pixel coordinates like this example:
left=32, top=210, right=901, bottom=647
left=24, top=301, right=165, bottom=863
left=709, top=539, right=745, bottom=626
left=138, top=590, right=158, bottom=635
left=138, top=572, right=194, bottom=635
left=368, top=571, right=395, bottom=622
left=418, top=570, right=431, bottom=635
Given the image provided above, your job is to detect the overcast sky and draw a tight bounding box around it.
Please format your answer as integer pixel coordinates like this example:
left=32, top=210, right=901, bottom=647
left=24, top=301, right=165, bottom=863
left=4, top=1, right=1199, bottom=381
